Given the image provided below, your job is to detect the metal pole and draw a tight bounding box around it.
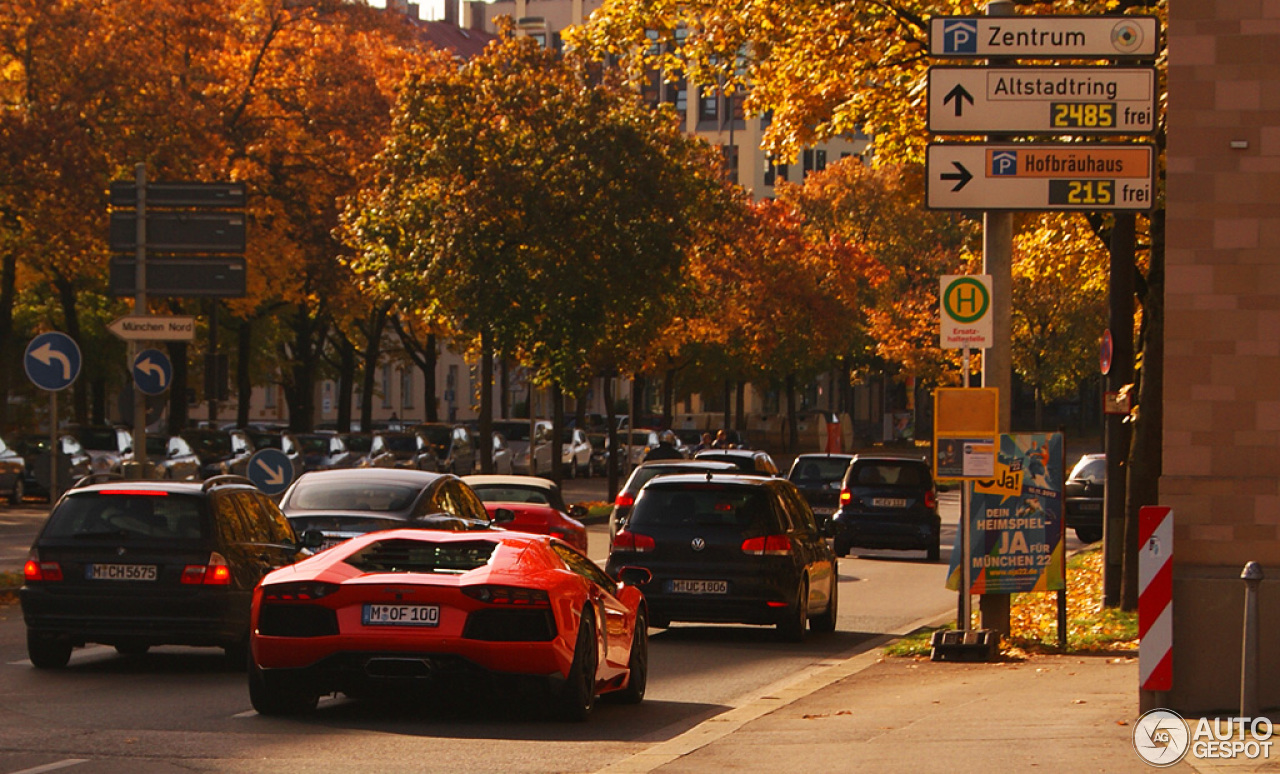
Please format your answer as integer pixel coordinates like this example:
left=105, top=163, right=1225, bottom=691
left=131, top=163, right=148, bottom=477
left=49, top=391, right=57, bottom=499
left=961, top=483, right=972, bottom=630
left=1241, top=561, right=1263, bottom=718
left=979, top=0, right=1015, bottom=639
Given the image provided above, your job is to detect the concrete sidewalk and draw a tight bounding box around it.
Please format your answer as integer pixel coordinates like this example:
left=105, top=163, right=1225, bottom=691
left=600, top=646, right=1207, bottom=774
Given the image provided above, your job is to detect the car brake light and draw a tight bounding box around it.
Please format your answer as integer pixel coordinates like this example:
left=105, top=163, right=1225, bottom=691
left=462, top=585, right=550, bottom=607
left=23, top=552, right=62, bottom=582
left=614, top=493, right=635, bottom=508
left=182, top=551, right=232, bottom=585
left=612, top=529, right=655, bottom=553
left=925, top=490, right=938, bottom=509
left=262, top=581, right=339, bottom=601
left=839, top=488, right=851, bottom=506
left=741, top=535, right=793, bottom=555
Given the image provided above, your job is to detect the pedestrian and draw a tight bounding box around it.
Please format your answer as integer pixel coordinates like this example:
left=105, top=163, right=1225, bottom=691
left=643, top=430, right=685, bottom=461
left=712, top=429, right=732, bottom=449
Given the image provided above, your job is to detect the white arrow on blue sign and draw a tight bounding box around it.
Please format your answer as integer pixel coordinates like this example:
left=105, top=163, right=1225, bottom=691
left=248, top=448, right=294, bottom=495
left=25, top=332, right=82, bottom=392
left=132, top=348, right=173, bottom=396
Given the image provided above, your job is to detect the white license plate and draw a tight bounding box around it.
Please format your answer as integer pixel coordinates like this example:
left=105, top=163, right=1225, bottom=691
left=871, top=498, right=908, bottom=508
left=362, top=604, right=440, bottom=627
left=1078, top=502, right=1102, bottom=512
left=813, top=507, right=836, bottom=515
left=670, top=579, right=728, bottom=594
left=87, top=564, right=157, bottom=581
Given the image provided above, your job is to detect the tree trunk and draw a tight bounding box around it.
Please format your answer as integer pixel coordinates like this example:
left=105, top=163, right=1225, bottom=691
left=359, top=305, right=390, bottom=432
left=1122, top=208, right=1164, bottom=612
left=551, top=381, right=564, bottom=484
left=237, top=318, right=253, bottom=428
left=723, top=378, right=732, bottom=432
left=479, top=332, right=493, bottom=473
left=335, top=333, right=355, bottom=432
left=662, top=367, right=675, bottom=428
left=423, top=333, right=438, bottom=423
left=0, top=250, right=15, bottom=430
left=167, top=341, right=188, bottom=432
left=54, top=275, right=89, bottom=425
left=786, top=373, right=798, bottom=453
left=605, top=375, right=619, bottom=500
left=735, top=380, right=746, bottom=434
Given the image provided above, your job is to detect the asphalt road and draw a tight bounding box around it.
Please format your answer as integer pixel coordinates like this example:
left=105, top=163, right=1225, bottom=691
left=0, top=478, right=976, bottom=773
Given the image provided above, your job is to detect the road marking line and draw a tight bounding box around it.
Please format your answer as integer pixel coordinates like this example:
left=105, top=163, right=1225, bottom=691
left=594, top=606, right=956, bottom=774
left=8, top=760, right=89, bottom=774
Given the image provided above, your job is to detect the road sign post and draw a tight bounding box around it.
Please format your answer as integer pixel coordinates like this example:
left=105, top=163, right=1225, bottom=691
left=25, top=332, right=83, bottom=499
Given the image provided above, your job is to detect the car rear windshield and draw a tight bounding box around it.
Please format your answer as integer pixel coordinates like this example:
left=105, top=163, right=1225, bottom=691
left=849, top=462, right=930, bottom=488
left=493, top=423, right=531, bottom=442
left=789, top=458, right=851, bottom=484
left=77, top=427, right=120, bottom=451
left=344, top=538, right=497, bottom=574
left=43, top=492, right=207, bottom=541
left=381, top=434, right=418, bottom=452
left=629, top=484, right=777, bottom=534
left=289, top=481, right=421, bottom=512
left=471, top=486, right=550, bottom=505
left=1071, top=457, right=1106, bottom=483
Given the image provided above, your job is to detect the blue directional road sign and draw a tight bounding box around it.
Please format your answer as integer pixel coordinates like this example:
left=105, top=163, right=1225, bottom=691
left=248, top=448, right=293, bottom=496
left=132, top=348, right=173, bottom=396
left=25, top=332, right=82, bottom=392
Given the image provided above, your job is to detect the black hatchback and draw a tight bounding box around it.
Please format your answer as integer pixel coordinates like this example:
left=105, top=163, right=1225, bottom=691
left=829, top=455, right=940, bottom=562
left=20, top=476, right=308, bottom=669
left=605, top=473, right=837, bottom=641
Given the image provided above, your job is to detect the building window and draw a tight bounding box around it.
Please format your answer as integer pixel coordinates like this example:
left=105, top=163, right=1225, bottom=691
left=765, top=159, right=789, bottom=187
left=802, top=149, right=828, bottom=177
left=722, top=144, right=739, bottom=184
left=264, top=384, right=276, bottom=409
left=381, top=364, right=392, bottom=409
left=699, top=87, right=719, bottom=123
left=401, top=367, right=414, bottom=410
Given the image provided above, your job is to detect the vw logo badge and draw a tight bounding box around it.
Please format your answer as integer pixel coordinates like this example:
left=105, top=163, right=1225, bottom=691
left=691, top=537, right=706, bottom=551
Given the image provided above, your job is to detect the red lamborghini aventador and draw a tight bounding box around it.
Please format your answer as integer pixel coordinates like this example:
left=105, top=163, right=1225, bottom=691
left=248, top=528, right=648, bottom=720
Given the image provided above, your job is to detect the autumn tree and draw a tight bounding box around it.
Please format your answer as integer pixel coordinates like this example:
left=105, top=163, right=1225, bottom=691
left=342, top=27, right=735, bottom=475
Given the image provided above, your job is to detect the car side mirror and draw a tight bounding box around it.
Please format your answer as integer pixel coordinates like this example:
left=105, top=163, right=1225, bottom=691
left=616, top=566, right=652, bottom=587
left=569, top=504, right=588, bottom=519
left=300, top=529, right=325, bottom=550
left=491, top=507, right=516, bottom=524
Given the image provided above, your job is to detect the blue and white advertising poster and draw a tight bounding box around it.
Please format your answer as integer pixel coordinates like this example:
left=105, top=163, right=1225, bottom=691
left=946, top=433, right=1066, bottom=594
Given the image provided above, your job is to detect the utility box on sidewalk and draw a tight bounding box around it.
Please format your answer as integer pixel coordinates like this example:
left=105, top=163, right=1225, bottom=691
left=930, top=629, right=999, bottom=662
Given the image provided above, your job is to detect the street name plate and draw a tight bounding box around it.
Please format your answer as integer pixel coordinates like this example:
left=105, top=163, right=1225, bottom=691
left=110, top=211, right=246, bottom=253
left=930, top=16, right=1160, bottom=59
left=928, top=66, right=1157, bottom=135
left=108, top=315, right=197, bottom=341
left=110, top=181, right=246, bottom=208
left=109, top=257, right=247, bottom=298
left=926, top=143, right=1155, bottom=212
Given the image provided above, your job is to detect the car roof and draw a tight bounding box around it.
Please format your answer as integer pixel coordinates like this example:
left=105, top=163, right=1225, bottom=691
left=68, top=478, right=256, bottom=496
left=849, top=453, right=929, bottom=464
left=792, top=453, right=855, bottom=461
left=291, top=468, right=450, bottom=485
left=639, top=472, right=777, bottom=487
left=464, top=474, right=556, bottom=490
left=636, top=459, right=736, bottom=469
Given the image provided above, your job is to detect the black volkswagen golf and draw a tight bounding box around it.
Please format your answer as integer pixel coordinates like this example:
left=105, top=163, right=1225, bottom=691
left=605, top=473, right=837, bottom=641
left=20, top=476, right=308, bottom=668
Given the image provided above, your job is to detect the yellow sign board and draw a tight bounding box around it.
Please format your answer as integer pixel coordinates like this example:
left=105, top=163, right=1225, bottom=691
left=934, top=387, right=999, bottom=480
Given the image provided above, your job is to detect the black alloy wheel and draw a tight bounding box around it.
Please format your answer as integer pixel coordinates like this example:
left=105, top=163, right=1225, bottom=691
left=557, top=611, right=598, bottom=721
